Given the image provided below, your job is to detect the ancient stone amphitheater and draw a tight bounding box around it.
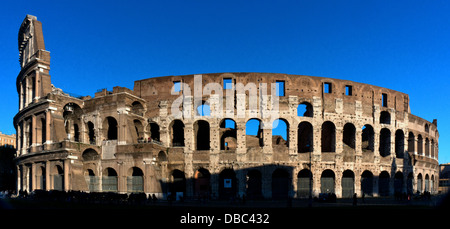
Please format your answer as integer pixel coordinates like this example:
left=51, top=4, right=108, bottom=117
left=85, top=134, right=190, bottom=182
left=14, top=15, right=439, bottom=200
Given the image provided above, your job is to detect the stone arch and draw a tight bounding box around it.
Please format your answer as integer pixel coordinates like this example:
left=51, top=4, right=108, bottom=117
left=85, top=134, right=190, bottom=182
left=272, top=118, right=289, bottom=147
left=343, top=123, right=356, bottom=162
left=362, top=124, right=374, bottom=152
left=219, top=118, right=237, bottom=150
left=380, top=111, right=391, bottom=124
left=246, top=118, right=263, bottom=147
left=361, top=170, right=374, bottom=196
left=148, top=121, right=160, bottom=142
left=127, top=167, right=144, bottom=193
left=395, top=129, right=405, bottom=158
left=342, top=170, right=355, bottom=198
left=87, top=121, right=95, bottom=144
left=103, top=116, right=118, bottom=140
left=196, top=100, right=211, bottom=116
left=170, top=169, right=186, bottom=199
left=102, top=167, right=118, bottom=192
left=52, top=165, right=64, bottom=191
left=379, top=171, right=390, bottom=196
left=417, top=134, right=423, bottom=155
left=272, top=168, right=290, bottom=199
left=170, top=119, right=185, bottom=147
left=82, top=148, right=99, bottom=161
left=194, top=168, right=211, bottom=198
left=379, top=128, right=391, bottom=157
left=63, top=103, right=83, bottom=141
left=321, top=169, right=335, bottom=194
left=194, top=120, right=210, bottom=150
left=246, top=169, right=262, bottom=200
left=394, top=171, right=403, bottom=195
left=297, top=102, right=313, bottom=117
left=131, top=101, right=145, bottom=116
left=297, top=169, right=312, bottom=198
left=298, top=121, right=313, bottom=153
left=321, top=121, right=336, bottom=152
left=219, top=168, right=237, bottom=200
left=408, top=132, right=415, bottom=154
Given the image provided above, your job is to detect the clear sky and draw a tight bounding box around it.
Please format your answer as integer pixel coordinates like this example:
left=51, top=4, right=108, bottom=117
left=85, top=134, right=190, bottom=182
left=1, top=0, right=449, bottom=163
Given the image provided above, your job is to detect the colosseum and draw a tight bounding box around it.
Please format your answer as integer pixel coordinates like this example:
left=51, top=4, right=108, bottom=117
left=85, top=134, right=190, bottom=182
left=14, top=15, right=439, bottom=200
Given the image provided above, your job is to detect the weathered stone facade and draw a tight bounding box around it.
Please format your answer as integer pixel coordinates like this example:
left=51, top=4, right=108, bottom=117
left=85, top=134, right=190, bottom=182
left=14, top=15, right=439, bottom=199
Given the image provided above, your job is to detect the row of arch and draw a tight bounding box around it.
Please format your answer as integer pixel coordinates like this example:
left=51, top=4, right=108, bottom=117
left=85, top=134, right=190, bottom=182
left=84, top=166, right=437, bottom=199
left=168, top=117, right=438, bottom=159
left=34, top=101, right=436, bottom=160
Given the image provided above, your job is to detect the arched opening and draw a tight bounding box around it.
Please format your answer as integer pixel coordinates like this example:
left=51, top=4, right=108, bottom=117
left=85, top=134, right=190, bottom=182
left=431, top=175, right=435, bottom=193
left=380, top=111, right=391, bottom=124
left=431, top=139, right=435, bottom=158
left=361, top=170, right=374, bottom=196
left=52, top=165, right=64, bottom=191
left=272, top=168, right=290, bottom=199
left=73, top=124, right=80, bottom=142
left=194, top=120, right=210, bottom=150
left=379, top=128, right=391, bottom=157
left=102, top=168, right=118, bottom=192
left=127, top=167, right=144, bottom=193
left=149, top=122, right=160, bottom=142
left=379, top=171, right=390, bottom=196
left=246, top=118, right=263, bottom=147
left=425, top=174, right=430, bottom=192
left=297, top=169, right=312, bottom=198
left=407, top=173, right=414, bottom=195
left=36, top=166, right=46, bottom=190
left=131, top=101, right=144, bottom=116
left=85, top=169, right=98, bottom=192
left=170, top=120, right=185, bottom=147
left=82, top=148, right=99, bottom=161
left=219, top=169, right=237, bottom=200
left=395, top=130, right=405, bottom=158
left=425, top=138, right=430, bottom=157
left=394, top=172, right=403, bottom=195
left=196, top=101, right=211, bottom=116
left=417, top=174, right=423, bottom=193
left=297, top=102, right=313, bottom=117
left=298, top=121, right=313, bottom=153
left=158, top=151, right=167, bottom=162
left=321, top=169, right=335, bottom=194
left=133, top=119, right=144, bottom=142
left=343, top=123, right=356, bottom=162
left=362, top=125, right=374, bottom=152
left=272, top=119, right=289, bottom=147
left=342, top=170, right=355, bottom=198
left=321, top=121, right=336, bottom=152
left=194, top=168, right=211, bottom=198
left=408, top=132, right=415, bottom=154
left=87, top=121, right=95, bottom=144
left=63, top=103, right=83, bottom=141
left=417, top=134, right=423, bottom=155
left=170, top=170, right=186, bottom=200
left=103, top=117, right=118, bottom=140
left=220, top=119, right=237, bottom=150
left=246, top=170, right=262, bottom=200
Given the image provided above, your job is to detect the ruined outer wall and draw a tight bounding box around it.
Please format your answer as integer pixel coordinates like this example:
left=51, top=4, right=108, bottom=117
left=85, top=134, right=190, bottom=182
left=130, top=72, right=438, bottom=198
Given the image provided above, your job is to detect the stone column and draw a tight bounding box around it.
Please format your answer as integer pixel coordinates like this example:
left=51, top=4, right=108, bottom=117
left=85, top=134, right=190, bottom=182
left=64, top=159, right=70, bottom=191
left=45, top=161, right=51, bottom=191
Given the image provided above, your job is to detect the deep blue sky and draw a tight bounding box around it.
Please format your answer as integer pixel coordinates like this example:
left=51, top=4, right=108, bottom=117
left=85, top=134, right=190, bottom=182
left=1, top=0, right=449, bottom=163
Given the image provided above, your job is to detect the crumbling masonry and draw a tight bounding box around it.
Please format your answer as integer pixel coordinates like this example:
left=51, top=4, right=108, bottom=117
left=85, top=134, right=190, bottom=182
left=14, top=15, right=439, bottom=199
